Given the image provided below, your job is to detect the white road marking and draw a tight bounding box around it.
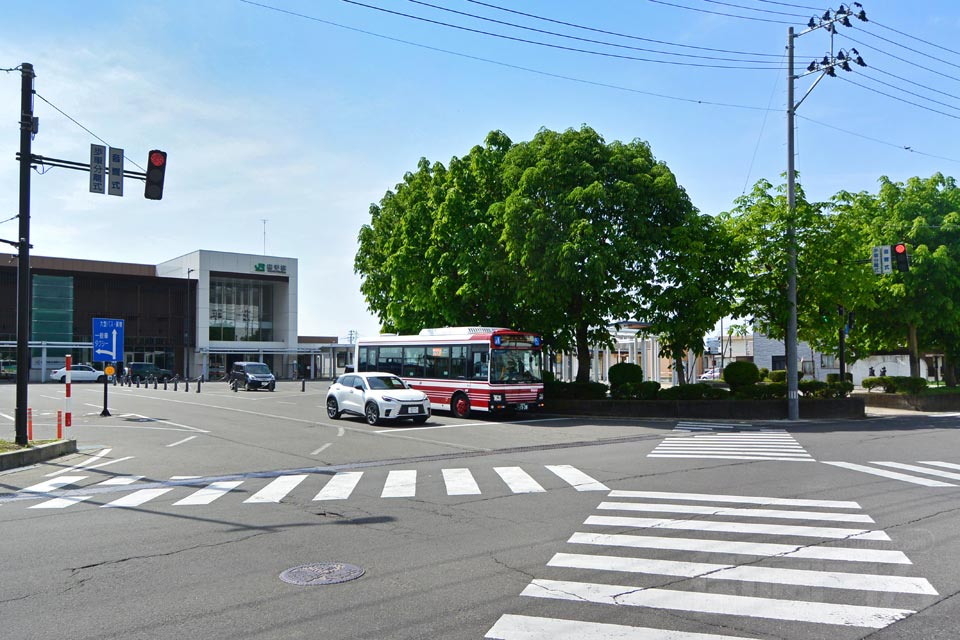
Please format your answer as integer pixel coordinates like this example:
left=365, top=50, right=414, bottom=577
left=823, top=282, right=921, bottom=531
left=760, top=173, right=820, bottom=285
left=173, top=480, right=244, bottom=505
left=381, top=470, right=417, bottom=497
left=494, top=467, right=546, bottom=493
left=922, top=461, right=960, bottom=471
left=823, top=461, right=955, bottom=487
left=567, top=531, right=911, bottom=564
left=21, top=476, right=87, bottom=493
left=337, top=427, right=345, bottom=437
left=44, top=448, right=112, bottom=477
left=310, top=443, right=332, bottom=456
left=313, top=472, right=363, bottom=500
left=870, top=461, right=960, bottom=481
left=30, top=496, right=92, bottom=509
left=244, top=475, right=308, bottom=503
left=166, top=436, right=197, bottom=448
left=585, top=515, right=890, bottom=540
left=486, top=614, right=745, bottom=639
left=442, top=468, right=481, bottom=495
left=547, top=552, right=936, bottom=594
left=521, top=579, right=915, bottom=628
left=82, top=456, right=135, bottom=471
left=545, top=465, right=608, bottom=491
left=649, top=454, right=816, bottom=461
left=102, top=488, right=174, bottom=508
left=607, top=490, right=861, bottom=509
left=596, top=501, right=874, bottom=523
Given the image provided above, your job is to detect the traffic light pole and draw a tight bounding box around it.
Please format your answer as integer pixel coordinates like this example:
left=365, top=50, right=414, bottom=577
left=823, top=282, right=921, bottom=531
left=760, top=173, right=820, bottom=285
left=14, top=63, right=35, bottom=446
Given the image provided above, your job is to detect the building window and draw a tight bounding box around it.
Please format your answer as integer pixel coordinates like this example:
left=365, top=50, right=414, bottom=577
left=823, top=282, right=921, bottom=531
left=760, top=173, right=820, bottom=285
left=208, top=277, right=275, bottom=341
left=771, top=355, right=786, bottom=372
left=821, top=353, right=838, bottom=368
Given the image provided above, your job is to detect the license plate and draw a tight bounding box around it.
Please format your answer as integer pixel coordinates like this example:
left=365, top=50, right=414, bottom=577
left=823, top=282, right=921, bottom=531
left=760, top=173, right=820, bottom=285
left=409, top=406, right=421, bottom=414
left=516, top=403, right=528, bottom=411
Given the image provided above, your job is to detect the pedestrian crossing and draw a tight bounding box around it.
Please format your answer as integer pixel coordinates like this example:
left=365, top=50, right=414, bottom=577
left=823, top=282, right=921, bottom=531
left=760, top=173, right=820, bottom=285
left=486, top=489, right=938, bottom=639
left=3, top=464, right=610, bottom=511
left=823, top=460, right=960, bottom=487
left=649, top=427, right=815, bottom=461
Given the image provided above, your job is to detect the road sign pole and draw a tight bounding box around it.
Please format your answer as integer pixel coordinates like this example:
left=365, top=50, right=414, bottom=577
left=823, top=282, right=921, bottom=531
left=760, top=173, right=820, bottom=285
left=101, top=362, right=112, bottom=417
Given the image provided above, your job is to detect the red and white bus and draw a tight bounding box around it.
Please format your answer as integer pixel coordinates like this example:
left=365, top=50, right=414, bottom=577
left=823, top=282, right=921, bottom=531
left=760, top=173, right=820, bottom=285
left=355, top=327, right=545, bottom=418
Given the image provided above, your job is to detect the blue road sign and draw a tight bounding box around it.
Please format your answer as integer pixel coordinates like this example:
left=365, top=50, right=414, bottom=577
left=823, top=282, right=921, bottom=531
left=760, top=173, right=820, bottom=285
left=92, top=318, right=124, bottom=362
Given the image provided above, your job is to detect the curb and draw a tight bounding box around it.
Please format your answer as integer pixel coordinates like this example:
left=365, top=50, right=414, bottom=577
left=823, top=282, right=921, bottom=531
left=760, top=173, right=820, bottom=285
left=0, top=440, right=77, bottom=472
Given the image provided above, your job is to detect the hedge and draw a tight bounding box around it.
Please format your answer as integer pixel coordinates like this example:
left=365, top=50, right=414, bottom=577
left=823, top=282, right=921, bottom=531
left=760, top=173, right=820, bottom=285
left=545, top=380, right=608, bottom=400
left=862, top=376, right=927, bottom=394
left=608, top=363, right=643, bottom=393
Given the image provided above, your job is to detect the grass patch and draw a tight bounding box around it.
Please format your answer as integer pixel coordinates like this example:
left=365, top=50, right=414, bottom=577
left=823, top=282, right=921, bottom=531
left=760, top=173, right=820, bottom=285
left=0, top=439, right=59, bottom=453
left=922, top=386, right=960, bottom=395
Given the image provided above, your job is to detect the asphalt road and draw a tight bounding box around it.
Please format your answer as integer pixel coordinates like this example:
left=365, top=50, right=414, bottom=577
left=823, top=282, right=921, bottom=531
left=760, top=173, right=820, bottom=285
left=1, top=381, right=959, bottom=639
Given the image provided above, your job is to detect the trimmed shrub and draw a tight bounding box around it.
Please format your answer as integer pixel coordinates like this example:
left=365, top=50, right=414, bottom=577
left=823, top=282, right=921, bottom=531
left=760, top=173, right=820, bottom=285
left=735, top=382, right=787, bottom=400
left=768, top=369, right=787, bottom=383
left=723, top=361, right=760, bottom=392
left=637, top=381, right=661, bottom=400
left=758, top=367, right=770, bottom=381
left=891, top=376, right=927, bottom=394
left=799, top=380, right=828, bottom=397
left=826, top=373, right=853, bottom=384
left=862, top=376, right=895, bottom=393
left=702, top=385, right=730, bottom=400
left=608, top=362, right=643, bottom=394
left=611, top=380, right=662, bottom=400
left=825, top=381, right=854, bottom=398
left=545, top=380, right=608, bottom=400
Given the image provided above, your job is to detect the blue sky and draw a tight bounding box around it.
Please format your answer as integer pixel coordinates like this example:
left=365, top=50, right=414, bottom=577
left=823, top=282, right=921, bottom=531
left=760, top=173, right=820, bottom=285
left=2, top=1, right=958, bottom=340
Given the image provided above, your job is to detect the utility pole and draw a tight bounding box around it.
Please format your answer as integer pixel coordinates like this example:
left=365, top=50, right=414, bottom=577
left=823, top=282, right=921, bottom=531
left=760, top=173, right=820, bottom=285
left=785, top=4, right=867, bottom=420
left=14, top=63, right=35, bottom=446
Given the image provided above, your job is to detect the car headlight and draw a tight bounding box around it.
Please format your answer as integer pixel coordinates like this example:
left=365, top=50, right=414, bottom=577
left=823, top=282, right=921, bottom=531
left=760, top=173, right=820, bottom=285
left=382, top=395, right=397, bottom=403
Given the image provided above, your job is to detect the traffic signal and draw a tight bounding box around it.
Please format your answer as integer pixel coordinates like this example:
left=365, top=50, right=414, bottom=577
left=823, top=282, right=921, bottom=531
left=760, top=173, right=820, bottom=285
left=144, top=150, right=167, bottom=200
left=893, top=242, right=909, bottom=272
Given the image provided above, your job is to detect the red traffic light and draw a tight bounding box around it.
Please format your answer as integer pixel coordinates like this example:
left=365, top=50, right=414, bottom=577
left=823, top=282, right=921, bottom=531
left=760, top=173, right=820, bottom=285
left=149, top=151, right=166, bottom=167
left=893, top=243, right=907, bottom=254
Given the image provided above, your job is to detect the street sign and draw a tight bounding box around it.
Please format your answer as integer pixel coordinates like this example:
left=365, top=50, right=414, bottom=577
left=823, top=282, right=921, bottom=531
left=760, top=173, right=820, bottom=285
left=873, top=245, right=892, bottom=275
left=92, top=318, right=124, bottom=362
left=108, top=147, right=123, bottom=196
left=90, top=144, right=106, bottom=194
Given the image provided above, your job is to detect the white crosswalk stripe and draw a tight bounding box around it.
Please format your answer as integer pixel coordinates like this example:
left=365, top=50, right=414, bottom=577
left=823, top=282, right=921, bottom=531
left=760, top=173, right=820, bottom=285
left=4, top=464, right=610, bottom=511
left=823, top=461, right=956, bottom=487
left=650, top=428, right=815, bottom=461
left=487, top=488, right=938, bottom=638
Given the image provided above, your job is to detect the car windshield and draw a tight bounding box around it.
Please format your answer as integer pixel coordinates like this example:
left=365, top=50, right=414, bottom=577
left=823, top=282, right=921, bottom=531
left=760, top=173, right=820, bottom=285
left=367, top=375, right=408, bottom=390
left=245, top=364, right=271, bottom=375
left=489, top=349, right=542, bottom=384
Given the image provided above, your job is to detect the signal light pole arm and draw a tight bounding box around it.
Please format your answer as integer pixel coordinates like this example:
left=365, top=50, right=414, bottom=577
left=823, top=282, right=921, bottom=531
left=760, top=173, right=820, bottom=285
left=14, top=152, right=148, bottom=180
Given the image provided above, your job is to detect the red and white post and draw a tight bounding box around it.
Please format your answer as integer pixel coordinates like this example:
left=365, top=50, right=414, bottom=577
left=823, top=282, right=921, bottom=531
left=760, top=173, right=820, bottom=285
left=64, top=354, right=73, bottom=428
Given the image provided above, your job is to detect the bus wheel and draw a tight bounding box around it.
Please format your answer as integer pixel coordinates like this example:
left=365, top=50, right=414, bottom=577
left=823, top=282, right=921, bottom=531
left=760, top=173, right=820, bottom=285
left=451, top=392, right=470, bottom=419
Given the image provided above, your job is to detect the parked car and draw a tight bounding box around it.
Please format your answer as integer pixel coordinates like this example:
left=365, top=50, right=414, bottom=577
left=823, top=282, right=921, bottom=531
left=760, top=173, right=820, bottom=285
left=126, top=362, right=174, bottom=382
left=326, top=372, right=430, bottom=426
left=229, top=361, right=276, bottom=391
left=0, top=360, right=15, bottom=380
left=698, top=368, right=721, bottom=381
left=50, top=364, right=107, bottom=383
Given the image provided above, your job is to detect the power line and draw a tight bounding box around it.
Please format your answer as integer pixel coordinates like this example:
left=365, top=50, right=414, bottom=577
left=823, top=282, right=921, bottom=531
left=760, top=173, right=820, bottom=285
left=853, top=25, right=960, bottom=72
left=857, top=70, right=960, bottom=114
left=34, top=93, right=146, bottom=172
left=408, top=0, right=781, bottom=64
left=871, top=64, right=960, bottom=103
left=839, top=75, right=960, bottom=121
left=0, top=214, right=19, bottom=225
left=342, top=0, right=783, bottom=69
left=646, top=0, right=799, bottom=25
left=239, top=0, right=774, bottom=111
left=700, top=0, right=808, bottom=19
left=797, top=114, right=960, bottom=164
left=750, top=0, right=822, bottom=10
left=870, top=20, right=960, bottom=59
left=464, top=0, right=782, bottom=57
left=840, top=33, right=960, bottom=84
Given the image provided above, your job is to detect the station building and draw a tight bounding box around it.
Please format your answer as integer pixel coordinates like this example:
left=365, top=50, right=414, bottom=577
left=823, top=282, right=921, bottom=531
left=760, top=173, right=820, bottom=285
left=0, top=249, right=352, bottom=382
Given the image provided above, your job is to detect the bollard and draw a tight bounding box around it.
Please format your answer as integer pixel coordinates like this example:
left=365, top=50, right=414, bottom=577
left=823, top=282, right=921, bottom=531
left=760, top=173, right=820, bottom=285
left=163, top=379, right=168, bottom=391
left=196, top=378, right=201, bottom=393
left=27, top=408, right=33, bottom=441
left=185, top=379, right=189, bottom=392
left=233, top=379, right=238, bottom=393
left=174, top=379, right=178, bottom=392
left=154, top=378, right=158, bottom=390
left=301, top=378, right=306, bottom=393
left=136, top=378, right=140, bottom=388
left=57, top=410, right=63, bottom=439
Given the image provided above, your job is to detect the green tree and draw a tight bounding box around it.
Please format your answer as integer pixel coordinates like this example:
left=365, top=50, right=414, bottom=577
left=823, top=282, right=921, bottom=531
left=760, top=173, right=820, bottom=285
left=498, top=126, right=694, bottom=381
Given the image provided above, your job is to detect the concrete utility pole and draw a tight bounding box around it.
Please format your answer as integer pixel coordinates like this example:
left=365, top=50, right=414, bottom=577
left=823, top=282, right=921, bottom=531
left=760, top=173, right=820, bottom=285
left=14, top=63, right=35, bottom=446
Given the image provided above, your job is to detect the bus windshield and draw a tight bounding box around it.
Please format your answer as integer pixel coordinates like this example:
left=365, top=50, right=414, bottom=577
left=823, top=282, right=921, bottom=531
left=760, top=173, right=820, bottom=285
left=489, top=349, right=542, bottom=384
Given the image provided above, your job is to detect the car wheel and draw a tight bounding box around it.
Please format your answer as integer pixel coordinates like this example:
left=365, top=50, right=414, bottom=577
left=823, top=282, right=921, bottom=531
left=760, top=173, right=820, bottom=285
left=96, top=375, right=105, bottom=383
left=411, top=416, right=428, bottom=424
left=451, top=392, right=470, bottom=418
left=268, top=383, right=275, bottom=392
left=245, top=381, right=252, bottom=392
left=60, top=376, right=66, bottom=383
left=326, top=397, right=341, bottom=419
left=364, top=402, right=380, bottom=425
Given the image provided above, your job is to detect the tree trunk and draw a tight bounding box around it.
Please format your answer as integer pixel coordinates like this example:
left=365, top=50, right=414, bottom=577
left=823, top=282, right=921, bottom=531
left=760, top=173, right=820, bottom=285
left=945, top=352, right=958, bottom=387
left=575, top=322, right=592, bottom=383
left=908, top=324, right=920, bottom=377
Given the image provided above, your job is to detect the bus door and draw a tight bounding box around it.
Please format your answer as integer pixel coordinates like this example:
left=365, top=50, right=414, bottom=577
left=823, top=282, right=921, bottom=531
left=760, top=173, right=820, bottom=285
left=470, top=347, right=489, bottom=382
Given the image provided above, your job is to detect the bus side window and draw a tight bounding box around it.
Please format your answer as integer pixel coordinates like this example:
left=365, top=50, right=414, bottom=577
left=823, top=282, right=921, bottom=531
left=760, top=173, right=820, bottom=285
left=450, top=346, right=468, bottom=379
left=471, top=349, right=488, bottom=380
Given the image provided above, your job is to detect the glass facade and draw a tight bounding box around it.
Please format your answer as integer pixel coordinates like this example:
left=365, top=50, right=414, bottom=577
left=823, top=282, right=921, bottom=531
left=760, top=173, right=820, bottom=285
left=32, top=275, right=73, bottom=356
left=208, top=277, right=275, bottom=341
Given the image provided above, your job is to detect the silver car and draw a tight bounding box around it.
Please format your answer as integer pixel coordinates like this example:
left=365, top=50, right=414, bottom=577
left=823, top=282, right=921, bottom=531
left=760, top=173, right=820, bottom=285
left=50, top=364, right=107, bottom=383
left=326, top=372, right=430, bottom=426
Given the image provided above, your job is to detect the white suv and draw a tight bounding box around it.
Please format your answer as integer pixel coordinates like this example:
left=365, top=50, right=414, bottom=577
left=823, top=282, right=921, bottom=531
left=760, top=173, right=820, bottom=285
left=326, top=372, right=430, bottom=426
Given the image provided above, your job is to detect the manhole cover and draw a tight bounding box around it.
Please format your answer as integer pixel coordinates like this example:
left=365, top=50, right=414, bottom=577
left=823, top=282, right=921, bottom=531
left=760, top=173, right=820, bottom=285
left=279, top=562, right=364, bottom=586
